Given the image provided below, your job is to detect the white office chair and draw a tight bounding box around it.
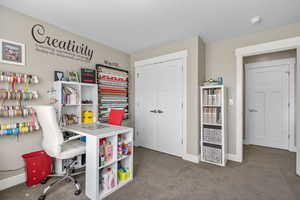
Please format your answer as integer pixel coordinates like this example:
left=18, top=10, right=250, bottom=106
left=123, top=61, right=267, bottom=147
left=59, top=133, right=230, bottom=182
left=33, top=105, right=85, bottom=200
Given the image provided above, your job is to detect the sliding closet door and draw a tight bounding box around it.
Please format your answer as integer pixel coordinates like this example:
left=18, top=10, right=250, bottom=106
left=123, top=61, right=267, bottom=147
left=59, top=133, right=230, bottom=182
left=135, top=65, right=158, bottom=150
left=156, top=60, right=183, bottom=156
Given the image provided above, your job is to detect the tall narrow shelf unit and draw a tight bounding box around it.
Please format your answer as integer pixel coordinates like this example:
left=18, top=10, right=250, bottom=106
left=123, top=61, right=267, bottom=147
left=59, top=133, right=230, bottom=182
left=200, top=85, right=227, bottom=166
left=96, top=64, right=129, bottom=123
left=52, top=81, right=98, bottom=172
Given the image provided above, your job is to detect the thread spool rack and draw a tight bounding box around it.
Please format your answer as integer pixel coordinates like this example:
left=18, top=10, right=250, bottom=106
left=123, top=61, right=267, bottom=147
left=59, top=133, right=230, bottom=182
left=0, top=71, right=40, bottom=137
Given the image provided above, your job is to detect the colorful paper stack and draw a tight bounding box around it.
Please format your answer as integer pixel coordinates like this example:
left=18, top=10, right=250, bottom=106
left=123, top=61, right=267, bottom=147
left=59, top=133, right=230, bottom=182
left=97, top=68, right=129, bottom=122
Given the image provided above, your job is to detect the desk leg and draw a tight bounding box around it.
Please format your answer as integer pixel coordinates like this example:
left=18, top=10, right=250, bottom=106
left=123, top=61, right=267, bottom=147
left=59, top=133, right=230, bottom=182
left=85, top=136, right=99, bottom=200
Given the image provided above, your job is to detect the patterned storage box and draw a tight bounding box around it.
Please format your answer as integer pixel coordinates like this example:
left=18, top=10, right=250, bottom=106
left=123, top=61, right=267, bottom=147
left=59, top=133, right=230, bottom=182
left=203, top=143, right=222, bottom=164
left=203, top=125, right=222, bottom=144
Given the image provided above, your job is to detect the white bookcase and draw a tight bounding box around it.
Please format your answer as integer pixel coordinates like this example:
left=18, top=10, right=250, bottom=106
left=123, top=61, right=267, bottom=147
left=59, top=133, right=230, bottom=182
left=52, top=81, right=98, bottom=173
left=53, top=81, right=98, bottom=126
left=200, top=85, right=227, bottom=166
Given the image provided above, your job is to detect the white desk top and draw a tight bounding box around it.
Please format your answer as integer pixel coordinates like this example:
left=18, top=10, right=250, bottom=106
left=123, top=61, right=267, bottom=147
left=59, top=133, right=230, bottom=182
left=63, top=123, right=133, bottom=138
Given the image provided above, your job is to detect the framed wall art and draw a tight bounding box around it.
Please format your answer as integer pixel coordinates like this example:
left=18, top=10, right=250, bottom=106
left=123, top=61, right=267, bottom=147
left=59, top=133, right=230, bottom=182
left=0, top=39, right=25, bottom=66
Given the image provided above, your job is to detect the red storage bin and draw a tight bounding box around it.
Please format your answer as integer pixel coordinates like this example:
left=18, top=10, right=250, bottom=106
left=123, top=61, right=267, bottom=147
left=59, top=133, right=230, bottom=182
left=108, top=109, right=125, bottom=126
left=22, top=150, right=52, bottom=187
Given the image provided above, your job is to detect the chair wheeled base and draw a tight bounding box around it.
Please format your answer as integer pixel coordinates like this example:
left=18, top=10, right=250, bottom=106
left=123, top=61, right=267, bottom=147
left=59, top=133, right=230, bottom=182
left=38, top=159, right=84, bottom=200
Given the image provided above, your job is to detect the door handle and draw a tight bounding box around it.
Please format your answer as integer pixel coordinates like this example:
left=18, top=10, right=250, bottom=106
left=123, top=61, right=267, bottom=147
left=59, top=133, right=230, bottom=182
left=157, top=110, right=163, bottom=114
left=150, top=110, right=157, bottom=113
left=248, top=109, right=258, bottom=112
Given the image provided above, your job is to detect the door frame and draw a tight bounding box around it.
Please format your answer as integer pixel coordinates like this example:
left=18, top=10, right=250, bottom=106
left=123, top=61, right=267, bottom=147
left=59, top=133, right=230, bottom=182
left=244, top=58, right=296, bottom=152
left=134, top=50, right=188, bottom=159
left=235, top=37, right=300, bottom=170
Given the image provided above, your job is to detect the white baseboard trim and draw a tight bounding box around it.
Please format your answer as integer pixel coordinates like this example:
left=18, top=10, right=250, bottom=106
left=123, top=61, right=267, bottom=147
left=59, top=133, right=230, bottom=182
left=289, top=146, right=297, bottom=153
left=183, top=153, right=200, bottom=163
left=227, top=153, right=241, bottom=162
left=0, top=173, right=26, bottom=191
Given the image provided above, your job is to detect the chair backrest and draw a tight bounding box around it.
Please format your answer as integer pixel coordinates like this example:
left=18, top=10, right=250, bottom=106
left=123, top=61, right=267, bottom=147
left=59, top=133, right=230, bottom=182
left=33, top=105, right=64, bottom=157
left=108, top=109, right=125, bottom=126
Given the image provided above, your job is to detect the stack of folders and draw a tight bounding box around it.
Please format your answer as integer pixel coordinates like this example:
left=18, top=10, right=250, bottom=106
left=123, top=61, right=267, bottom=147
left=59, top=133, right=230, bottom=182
left=203, top=107, right=222, bottom=124
left=203, top=88, right=221, bottom=105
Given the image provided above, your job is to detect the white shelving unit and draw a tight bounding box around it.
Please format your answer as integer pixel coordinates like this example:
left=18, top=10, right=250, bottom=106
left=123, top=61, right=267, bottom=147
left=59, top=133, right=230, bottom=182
left=63, top=124, right=133, bottom=200
left=53, top=81, right=98, bottom=125
left=99, top=131, right=133, bottom=199
left=200, top=85, right=227, bottom=166
left=52, top=81, right=98, bottom=173
left=83, top=126, right=133, bottom=200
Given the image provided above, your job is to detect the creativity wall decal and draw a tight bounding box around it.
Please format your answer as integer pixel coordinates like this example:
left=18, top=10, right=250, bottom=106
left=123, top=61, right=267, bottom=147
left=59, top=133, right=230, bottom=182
left=31, top=24, right=94, bottom=63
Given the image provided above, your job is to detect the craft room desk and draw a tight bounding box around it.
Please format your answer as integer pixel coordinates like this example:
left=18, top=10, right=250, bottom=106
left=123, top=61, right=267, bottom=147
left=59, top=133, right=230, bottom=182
left=63, top=123, right=134, bottom=200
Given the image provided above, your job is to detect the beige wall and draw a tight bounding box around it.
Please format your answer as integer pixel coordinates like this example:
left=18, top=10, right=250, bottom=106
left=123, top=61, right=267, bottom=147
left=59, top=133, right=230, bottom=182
left=206, top=23, right=300, bottom=154
left=130, top=37, right=205, bottom=155
left=0, top=6, right=130, bottom=171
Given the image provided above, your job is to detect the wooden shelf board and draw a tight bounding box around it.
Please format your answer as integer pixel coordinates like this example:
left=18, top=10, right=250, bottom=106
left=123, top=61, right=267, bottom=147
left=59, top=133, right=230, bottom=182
left=117, top=154, right=131, bottom=161
left=99, top=159, right=116, bottom=170
left=100, top=178, right=133, bottom=199
left=202, top=123, right=222, bottom=126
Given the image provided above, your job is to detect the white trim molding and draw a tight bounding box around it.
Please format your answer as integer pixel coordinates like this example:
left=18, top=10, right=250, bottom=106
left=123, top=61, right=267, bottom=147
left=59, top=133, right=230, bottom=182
left=134, top=50, right=189, bottom=160
left=235, top=36, right=300, bottom=164
left=0, top=173, right=26, bottom=191
left=227, top=154, right=241, bottom=162
left=135, top=50, right=188, bottom=67
left=183, top=153, right=200, bottom=163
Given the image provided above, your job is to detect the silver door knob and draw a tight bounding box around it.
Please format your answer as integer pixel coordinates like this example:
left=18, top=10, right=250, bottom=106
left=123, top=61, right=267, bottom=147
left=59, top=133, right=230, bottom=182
left=248, top=109, right=258, bottom=112
left=150, top=110, right=157, bottom=113
left=157, top=110, right=163, bottom=114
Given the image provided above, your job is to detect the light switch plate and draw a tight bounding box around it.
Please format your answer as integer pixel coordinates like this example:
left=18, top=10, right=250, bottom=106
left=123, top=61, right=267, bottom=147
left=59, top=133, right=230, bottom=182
left=229, top=98, right=234, bottom=106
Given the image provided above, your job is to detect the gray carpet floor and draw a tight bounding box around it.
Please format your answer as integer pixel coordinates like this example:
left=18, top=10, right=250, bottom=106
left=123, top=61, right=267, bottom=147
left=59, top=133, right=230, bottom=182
left=1, top=145, right=300, bottom=200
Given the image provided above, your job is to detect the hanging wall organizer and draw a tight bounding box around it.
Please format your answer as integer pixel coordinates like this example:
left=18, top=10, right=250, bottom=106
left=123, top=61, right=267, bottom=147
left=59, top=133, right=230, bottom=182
left=96, top=64, right=129, bottom=122
left=0, top=71, right=40, bottom=136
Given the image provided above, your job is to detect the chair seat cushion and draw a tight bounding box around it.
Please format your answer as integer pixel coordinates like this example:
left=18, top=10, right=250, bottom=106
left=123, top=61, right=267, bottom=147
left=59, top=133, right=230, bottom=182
left=57, top=140, right=86, bottom=159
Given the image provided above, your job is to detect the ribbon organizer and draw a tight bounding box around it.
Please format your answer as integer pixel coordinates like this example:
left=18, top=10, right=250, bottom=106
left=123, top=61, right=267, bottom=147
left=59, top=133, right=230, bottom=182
left=0, top=72, right=40, bottom=137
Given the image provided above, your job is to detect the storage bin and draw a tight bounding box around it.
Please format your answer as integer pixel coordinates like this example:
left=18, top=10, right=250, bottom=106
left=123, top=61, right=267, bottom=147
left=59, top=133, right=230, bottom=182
left=203, top=144, right=222, bottom=164
left=22, top=150, right=52, bottom=187
left=203, top=125, right=222, bottom=144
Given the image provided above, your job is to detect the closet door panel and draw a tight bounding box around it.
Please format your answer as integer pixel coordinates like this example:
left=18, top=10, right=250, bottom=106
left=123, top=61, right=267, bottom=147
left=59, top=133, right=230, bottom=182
left=156, top=60, right=183, bottom=156
left=135, top=66, right=158, bottom=150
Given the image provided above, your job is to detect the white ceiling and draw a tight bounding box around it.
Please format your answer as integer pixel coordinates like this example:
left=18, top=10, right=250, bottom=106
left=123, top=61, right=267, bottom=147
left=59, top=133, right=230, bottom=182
left=1, top=0, right=300, bottom=53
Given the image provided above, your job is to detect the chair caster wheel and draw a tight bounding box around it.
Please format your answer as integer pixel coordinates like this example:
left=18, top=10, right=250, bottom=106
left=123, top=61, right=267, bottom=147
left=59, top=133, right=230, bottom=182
left=74, top=189, right=81, bottom=196
left=40, top=178, right=49, bottom=185
left=38, top=195, right=46, bottom=200
left=65, top=179, right=71, bottom=183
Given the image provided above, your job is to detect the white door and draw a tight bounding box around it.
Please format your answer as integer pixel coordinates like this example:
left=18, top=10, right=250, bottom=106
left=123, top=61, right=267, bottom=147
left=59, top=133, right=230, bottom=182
left=245, top=60, right=290, bottom=150
left=135, top=59, right=183, bottom=157
left=135, top=65, right=157, bottom=150
left=155, top=60, right=183, bottom=156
